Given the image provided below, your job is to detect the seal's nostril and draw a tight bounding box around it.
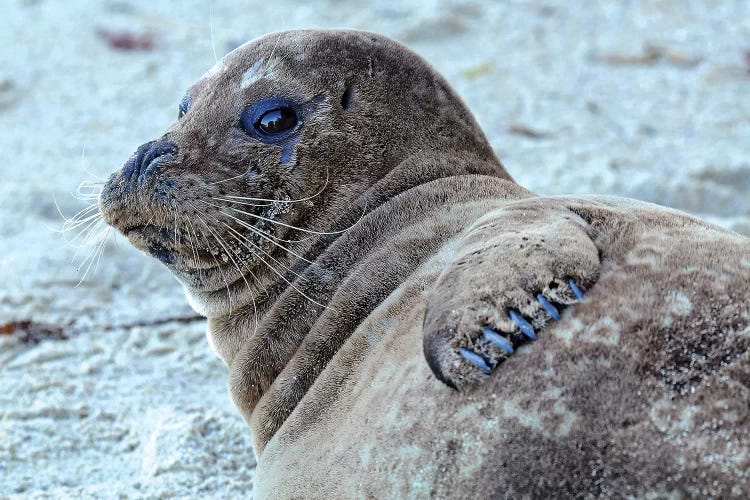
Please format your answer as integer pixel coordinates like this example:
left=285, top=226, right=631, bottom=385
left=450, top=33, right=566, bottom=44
left=123, top=141, right=154, bottom=185
left=124, top=140, right=179, bottom=189
left=141, top=141, right=178, bottom=171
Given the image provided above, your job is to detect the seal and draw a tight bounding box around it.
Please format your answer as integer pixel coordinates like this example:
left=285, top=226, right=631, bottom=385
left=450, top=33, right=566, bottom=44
left=99, top=29, right=750, bottom=498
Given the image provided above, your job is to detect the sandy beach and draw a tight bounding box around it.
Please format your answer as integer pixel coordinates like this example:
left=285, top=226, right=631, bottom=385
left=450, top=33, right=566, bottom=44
left=1, top=0, right=748, bottom=497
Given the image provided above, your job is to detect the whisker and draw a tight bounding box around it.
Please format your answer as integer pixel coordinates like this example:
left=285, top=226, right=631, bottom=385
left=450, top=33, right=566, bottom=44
left=210, top=198, right=309, bottom=244
left=71, top=219, right=106, bottom=262
left=53, top=192, right=98, bottom=228
left=79, top=144, right=107, bottom=182
left=91, top=227, right=112, bottom=277
left=220, top=221, right=330, bottom=310
left=189, top=215, right=260, bottom=341
left=219, top=218, right=310, bottom=284
left=201, top=199, right=312, bottom=259
left=215, top=206, right=314, bottom=265
left=215, top=204, right=350, bottom=236
left=74, top=180, right=104, bottom=201
left=63, top=220, right=104, bottom=247
left=172, top=207, right=180, bottom=248
left=213, top=197, right=272, bottom=208
left=263, top=32, right=283, bottom=78
left=183, top=217, right=203, bottom=274
left=68, top=216, right=103, bottom=245
left=208, top=0, right=218, bottom=64
left=56, top=207, right=101, bottom=233
left=220, top=166, right=330, bottom=204
left=195, top=227, right=233, bottom=313
left=62, top=209, right=101, bottom=229
left=209, top=171, right=253, bottom=186
left=75, top=224, right=110, bottom=286
left=66, top=212, right=104, bottom=243
left=189, top=204, right=240, bottom=315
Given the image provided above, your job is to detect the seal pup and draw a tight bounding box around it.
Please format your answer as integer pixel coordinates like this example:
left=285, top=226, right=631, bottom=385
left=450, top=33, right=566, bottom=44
left=99, top=30, right=750, bottom=498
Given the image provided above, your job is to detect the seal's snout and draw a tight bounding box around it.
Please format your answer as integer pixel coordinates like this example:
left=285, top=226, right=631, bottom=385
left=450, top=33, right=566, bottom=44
left=123, top=140, right=178, bottom=189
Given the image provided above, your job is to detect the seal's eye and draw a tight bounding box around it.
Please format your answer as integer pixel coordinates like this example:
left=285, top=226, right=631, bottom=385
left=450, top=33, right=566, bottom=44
left=178, top=94, right=190, bottom=119
left=255, top=108, right=297, bottom=135
left=239, top=97, right=301, bottom=143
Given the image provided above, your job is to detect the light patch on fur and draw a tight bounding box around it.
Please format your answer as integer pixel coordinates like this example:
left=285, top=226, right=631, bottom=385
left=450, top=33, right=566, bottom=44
left=551, top=317, right=582, bottom=343
left=308, top=262, right=332, bottom=283
left=540, top=351, right=557, bottom=377
left=650, top=398, right=698, bottom=434
left=205, top=323, right=221, bottom=358
left=548, top=388, right=578, bottom=437
left=465, top=207, right=508, bottom=234
left=501, top=394, right=543, bottom=431
left=665, top=291, right=692, bottom=315
left=583, top=315, right=621, bottom=345
left=204, top=59, right=229, bottom=79
left=627, top=244, right=666, bottom=269
left=184, top=284, right=211, bottom=317
left=367, top=317, right=399, bottom=346
left=240, top=60, right=263, bottom=89
left=500, top=388, right=578, bottom=437
left=422, top=241, right=459, bottom=274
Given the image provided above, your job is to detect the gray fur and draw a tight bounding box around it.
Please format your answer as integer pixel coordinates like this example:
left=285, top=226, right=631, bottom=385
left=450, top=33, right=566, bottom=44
left=99, top=30, right=750, bottom=498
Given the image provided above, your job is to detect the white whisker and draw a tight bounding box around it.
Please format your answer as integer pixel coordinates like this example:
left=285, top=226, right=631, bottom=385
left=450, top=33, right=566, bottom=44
left=71, top=219, right=106, bottom=263
left=208, top=0, right=218, bottom=64
left=75, top=224, right=111, bottom=286
left=220, top=221, right=330, bottom=310
left=220, top=167, right=329, bottom=204
left=199, top=235, right=233, bottom=313
left=209, top=171, right=253, bottom=186
left=188, top=204, right=238, bottom=315
left=220, top=218, right=310, bottom=283
left=215, top=206, right=314, bottom=265
left=213, top=197, right=272, bottom=208
left=216, top=203, right=347, bottom=236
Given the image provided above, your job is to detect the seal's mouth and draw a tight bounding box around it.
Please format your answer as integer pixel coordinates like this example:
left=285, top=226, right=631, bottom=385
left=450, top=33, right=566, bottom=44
left=121, top=221, right=271, bottom=292
left=124, top=224, right=221, bottom=272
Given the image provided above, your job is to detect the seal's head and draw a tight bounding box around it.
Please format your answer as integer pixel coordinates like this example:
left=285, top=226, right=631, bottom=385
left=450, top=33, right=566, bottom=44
left=100, top=29, right=507, bottom=317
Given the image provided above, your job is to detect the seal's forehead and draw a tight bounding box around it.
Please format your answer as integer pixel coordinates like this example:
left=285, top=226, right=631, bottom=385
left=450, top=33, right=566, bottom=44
left=186, top=29, right=434, bottom=104
left=194, top=32, right=309, bottom=90
left=198, top=29, right=400, bottom=84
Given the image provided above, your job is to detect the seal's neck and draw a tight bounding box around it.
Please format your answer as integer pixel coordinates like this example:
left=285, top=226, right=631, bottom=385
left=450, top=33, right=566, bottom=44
left=203, top=148, right=513, bottom=353
left=204, top=151, right=528, bottom=451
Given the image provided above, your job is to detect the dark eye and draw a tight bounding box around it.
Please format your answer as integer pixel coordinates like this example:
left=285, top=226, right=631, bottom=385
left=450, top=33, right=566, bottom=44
left=239, top=97, right=301, bottom=142
left=255, top=108, right=297, bottom=135
left=178, top=94, right=190, bottom=119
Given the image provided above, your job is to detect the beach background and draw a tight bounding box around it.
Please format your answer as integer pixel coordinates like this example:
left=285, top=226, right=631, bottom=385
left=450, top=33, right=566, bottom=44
left=1, top=0, right=749, bottom=497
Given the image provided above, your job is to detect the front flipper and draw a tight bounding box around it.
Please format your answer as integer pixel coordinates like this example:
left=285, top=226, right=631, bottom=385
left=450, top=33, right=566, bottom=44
left=423, top=200, right=600, bottom=389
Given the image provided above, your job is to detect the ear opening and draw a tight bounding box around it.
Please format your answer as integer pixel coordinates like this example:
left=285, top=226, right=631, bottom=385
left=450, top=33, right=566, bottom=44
left=340, top=84, right=355, bottom=110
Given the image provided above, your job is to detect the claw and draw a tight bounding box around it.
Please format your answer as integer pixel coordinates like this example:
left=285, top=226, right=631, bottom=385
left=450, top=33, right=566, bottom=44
left=482, top=327, right=514, bottom=353
left=536, top=293, right=560, bottom=320
left=569, top=279, right=585, bottom=300
left=459, top=348, right=492, bottom=372
left=509, top=310, right=537, bottom=340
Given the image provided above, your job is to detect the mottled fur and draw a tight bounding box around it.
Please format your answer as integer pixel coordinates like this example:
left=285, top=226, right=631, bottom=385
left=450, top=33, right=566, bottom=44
left=99, top=30, right=750, bottom=498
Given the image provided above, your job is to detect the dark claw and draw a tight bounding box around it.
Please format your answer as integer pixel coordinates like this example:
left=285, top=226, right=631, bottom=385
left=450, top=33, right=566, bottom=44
left=459, top=348, right=492, bottom=372
left=569, top=279, right=585, bottom=300
left=482, top=327, right=514, bottom=353
left=509, top=310, right=536, bottom=340
left=536, top=293, right=560, bottom=320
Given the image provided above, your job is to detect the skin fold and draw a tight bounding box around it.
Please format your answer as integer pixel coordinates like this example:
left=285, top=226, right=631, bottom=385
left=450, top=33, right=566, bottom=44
left=99, top=30, right=750, bottom=498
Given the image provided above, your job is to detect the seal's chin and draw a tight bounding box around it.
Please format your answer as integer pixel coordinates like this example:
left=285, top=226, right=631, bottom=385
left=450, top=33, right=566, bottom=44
left=122, top=224, right=258, bottom=294
left=125, top=224, right=220, bottom=271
